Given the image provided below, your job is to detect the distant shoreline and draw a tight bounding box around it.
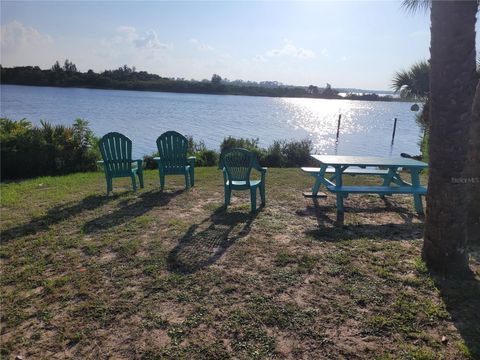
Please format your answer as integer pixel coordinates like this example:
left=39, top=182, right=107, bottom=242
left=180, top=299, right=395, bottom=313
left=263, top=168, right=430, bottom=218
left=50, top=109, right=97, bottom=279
left=0, top=82, right=410, bottom=103
left=0, top=64, right=407, bottom=103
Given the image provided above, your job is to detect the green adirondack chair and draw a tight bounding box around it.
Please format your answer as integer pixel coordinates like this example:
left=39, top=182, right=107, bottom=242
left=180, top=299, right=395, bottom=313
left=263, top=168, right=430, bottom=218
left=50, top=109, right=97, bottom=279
left=154, top=131, right=195, bottom=190
left=98, top=132, right=144, bottom=195
left=220, top=148, right=267, bottom=212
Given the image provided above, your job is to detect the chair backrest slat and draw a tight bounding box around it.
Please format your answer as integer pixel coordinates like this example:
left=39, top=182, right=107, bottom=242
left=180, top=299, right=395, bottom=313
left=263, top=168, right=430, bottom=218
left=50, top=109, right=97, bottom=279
left=221, top=148, right=255, bottom=184
left=99, top=132, right=132, bottom=176
left=156, top=131, right=188, bottom=171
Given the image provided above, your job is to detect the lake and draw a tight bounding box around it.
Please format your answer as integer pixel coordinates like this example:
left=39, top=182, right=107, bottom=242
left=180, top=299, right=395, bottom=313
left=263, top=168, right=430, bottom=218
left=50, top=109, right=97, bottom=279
left=0, top=84, right=423, bottom=159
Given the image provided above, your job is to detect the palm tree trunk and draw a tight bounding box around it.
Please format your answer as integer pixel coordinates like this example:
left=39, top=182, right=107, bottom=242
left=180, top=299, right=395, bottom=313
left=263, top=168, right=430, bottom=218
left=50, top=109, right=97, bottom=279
left=465, top=82, right=480, bottom=245
left=422, top=0, right=477, bottom=273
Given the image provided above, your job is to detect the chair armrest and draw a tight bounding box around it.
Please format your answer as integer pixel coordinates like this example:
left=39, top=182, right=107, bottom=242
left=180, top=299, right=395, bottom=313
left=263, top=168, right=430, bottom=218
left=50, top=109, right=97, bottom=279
left=96, top=160, right=104, bottom=164
left=153, top=157, right=161, bottom=161
left=254, top=165, right=267, bottom=173
left=132, top=159, right=143, bottom=169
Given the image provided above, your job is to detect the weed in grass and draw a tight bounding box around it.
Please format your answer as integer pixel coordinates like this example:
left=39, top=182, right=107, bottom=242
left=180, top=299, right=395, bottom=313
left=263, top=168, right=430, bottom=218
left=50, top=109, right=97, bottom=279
left=274, top=250, right=297, bottom=267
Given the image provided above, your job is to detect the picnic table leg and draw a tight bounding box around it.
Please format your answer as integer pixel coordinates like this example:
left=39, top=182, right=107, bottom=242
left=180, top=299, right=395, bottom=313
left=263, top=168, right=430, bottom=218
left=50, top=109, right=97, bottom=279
left=410, top=168, right=424, bottom=214
left=311, top=164, right=328, bottom=197
left=381, top=167, right=397, bottom=197
left=334, top=166, right=345, bottom=220
left=311, top=177, right=322, bottom=196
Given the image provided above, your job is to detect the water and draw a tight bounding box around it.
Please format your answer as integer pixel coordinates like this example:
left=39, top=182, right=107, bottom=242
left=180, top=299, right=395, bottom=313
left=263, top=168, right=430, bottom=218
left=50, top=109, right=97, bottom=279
left=0, top=84, right=422, bottom=159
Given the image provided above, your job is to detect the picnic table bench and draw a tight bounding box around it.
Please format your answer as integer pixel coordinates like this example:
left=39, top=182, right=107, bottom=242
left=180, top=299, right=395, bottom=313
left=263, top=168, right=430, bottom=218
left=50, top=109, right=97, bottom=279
left=302, top=155, right=428, bottom=219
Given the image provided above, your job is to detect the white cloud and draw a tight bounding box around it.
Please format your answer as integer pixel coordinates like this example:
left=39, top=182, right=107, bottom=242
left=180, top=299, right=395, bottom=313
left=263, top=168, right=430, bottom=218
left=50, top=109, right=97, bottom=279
left=1, top=20, right=52, bottom=49
left=254, top=55, right=267, bottom=63
left=321, top=48, right=329, bottom=57
left=134, top=31, right=169, bottom=50
left=113, top=26, right=170, bottom=50
left=265, top=39, right=315, bottom=59
left=189, top=38, right=215, bottom=51
left=0, top=21, right=55, bottom=68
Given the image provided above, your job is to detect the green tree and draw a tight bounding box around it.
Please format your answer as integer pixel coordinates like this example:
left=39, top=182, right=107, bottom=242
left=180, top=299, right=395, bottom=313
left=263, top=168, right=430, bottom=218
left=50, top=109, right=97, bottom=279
left=63, top=59, right=77, bottom=73
left=51, top=60, right=62, bottom=72
left=211, top=74, right=222, bottom=84
left=308, top=85, right=319, bottom=95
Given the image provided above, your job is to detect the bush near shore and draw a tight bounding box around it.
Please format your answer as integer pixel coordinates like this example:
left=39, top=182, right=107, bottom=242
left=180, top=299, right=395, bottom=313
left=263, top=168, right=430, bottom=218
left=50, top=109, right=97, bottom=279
left=1, top=118, right=315, bottom=180
left=144, top=136, right=314, bottom=169
left=0, top=118, right=100, bottom=181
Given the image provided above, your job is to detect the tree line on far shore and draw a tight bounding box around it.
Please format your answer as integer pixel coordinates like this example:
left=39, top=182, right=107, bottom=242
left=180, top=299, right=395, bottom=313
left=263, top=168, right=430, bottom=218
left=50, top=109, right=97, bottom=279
left=0, top=60, right=397, bottom=101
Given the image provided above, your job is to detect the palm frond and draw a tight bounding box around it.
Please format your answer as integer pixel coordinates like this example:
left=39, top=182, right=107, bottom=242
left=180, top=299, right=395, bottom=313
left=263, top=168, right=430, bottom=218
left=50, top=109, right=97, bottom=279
left=401, top=0, right=431, bottom=13
left=391, top=60, right=430, bottom=100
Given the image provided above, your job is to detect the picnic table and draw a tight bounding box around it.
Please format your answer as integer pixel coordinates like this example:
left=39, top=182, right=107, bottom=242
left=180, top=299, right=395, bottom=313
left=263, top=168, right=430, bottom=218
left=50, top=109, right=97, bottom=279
left=302, top=155, right=428, bottom=218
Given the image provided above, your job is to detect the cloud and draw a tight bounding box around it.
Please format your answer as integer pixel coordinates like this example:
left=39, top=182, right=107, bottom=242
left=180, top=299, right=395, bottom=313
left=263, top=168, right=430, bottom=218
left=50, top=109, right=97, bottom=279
left=254, top=55, right=267, bottom=63
left=189, top=38, right=215, bottom=51
left=321, top=48, right=329, bottom=57
left=0, top=20, right=52, bottom=49
left=265, top=39, right=315, bottom=59
left=134, top=31, right=169, bottom=50
left=113, top=26, right=170, bottom=50
left=0, top=21, right=55, bottom=68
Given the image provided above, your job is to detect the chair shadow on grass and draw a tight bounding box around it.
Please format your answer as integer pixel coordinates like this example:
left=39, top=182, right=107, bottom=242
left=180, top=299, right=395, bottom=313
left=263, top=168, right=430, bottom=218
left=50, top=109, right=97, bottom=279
left=299, top=197, right=424, bottom=242
left=167, top=207, right=259, bottom=274
left=430, top=258, right=480, bottom=358
left=82, top=190, right=183, bottom=234
left=0, top=194, right=121, bottom=243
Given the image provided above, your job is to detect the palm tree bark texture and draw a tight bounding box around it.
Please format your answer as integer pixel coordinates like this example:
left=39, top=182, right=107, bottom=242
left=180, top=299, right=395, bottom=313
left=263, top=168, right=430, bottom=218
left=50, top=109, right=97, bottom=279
left=422, top=0, right=478, bottom=273
left=465, top=82, right=480, bottom=245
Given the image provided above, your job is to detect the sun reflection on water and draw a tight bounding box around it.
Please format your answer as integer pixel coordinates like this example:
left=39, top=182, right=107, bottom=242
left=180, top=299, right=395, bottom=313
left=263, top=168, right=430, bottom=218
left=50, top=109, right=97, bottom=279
left=276, top=97, right=418, bottom=156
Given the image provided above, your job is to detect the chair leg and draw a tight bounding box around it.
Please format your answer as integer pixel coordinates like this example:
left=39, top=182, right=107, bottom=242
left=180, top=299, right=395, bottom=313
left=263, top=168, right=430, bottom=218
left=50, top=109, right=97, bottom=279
left=260, top=183, right=266, bottom=206
left=250, top=187, right=257, bottom=212
left=159, top=171, right=165, bottom=191
left=189, top=167, right=195, bottom=187
left=106, top=177, right=112, bottom=195
left=138, top=169, right=144, bottom=189
left=184, top=171, right=190, bottom=190
left=224, top=186, right=231, bottom=208
left=131, top=174, right=137, bottom=192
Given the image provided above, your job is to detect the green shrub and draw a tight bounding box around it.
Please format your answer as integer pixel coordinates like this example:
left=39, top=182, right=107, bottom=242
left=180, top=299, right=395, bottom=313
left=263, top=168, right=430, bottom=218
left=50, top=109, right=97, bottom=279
left=220, top=136, right=260, bottom=152
left=195, top=149, right=218, bottom=167
left=0, top=118, right=99, bottom=180
left=219, top=136, right=313, bottom=168
left=263, top=139, right=313, bottom=167
left=282, top=139, right=313, bottom=167
left=143, top=152, right=159, bottom=170
left=220, top=136, right=267, bottom=165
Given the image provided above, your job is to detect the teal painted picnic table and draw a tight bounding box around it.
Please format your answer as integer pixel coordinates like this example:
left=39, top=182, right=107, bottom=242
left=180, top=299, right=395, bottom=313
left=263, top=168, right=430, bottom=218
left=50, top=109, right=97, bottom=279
left=307, top=155, right=428, bottom=217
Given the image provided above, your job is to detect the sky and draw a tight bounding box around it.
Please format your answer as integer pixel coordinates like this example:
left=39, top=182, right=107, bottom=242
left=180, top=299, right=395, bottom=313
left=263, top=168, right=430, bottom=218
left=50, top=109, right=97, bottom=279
left=0, top=1, right=472, bottom=90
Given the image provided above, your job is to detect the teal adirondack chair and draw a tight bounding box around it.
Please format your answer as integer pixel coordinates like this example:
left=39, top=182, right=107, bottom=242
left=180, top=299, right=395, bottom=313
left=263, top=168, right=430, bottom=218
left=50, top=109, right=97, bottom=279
left=220, top=148, right=267, bottom=212
left=98, top=132, right=144, bottom=194
left=154, top=131, right=195, bottom=190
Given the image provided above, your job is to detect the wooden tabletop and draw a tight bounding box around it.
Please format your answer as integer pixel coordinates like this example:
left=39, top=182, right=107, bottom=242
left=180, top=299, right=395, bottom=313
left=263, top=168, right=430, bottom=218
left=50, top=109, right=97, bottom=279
left=310, top=155, right=428, bottom=168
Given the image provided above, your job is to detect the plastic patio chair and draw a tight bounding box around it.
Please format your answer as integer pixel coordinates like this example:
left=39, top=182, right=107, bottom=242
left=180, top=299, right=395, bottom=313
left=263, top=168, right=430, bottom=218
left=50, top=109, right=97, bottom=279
left=98, top=132, right=144, bottom=195
left=154, top=131, right=195, bottom=190
left=219, top=148, right=267, bottom=212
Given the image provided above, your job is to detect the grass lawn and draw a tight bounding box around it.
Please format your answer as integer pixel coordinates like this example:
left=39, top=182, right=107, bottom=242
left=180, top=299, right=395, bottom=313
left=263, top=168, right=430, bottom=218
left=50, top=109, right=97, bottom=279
left=1, top=168, right=479, bottom=359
